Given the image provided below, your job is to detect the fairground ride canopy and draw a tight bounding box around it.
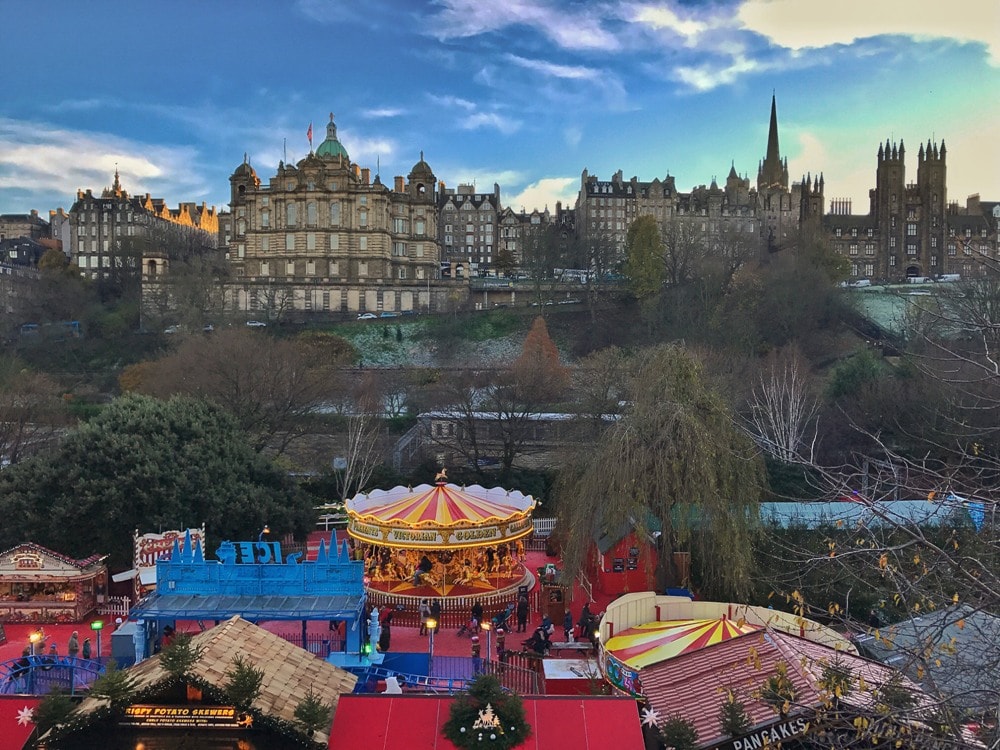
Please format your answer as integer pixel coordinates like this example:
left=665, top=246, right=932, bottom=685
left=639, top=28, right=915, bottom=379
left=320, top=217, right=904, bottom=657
left=346, top=482, right=536, bottom=550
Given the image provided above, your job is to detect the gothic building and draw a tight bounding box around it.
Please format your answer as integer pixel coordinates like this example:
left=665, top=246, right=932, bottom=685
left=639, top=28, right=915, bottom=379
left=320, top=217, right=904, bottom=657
left=224, top=115, right=449, bottom=316
left=437, top=182, right=500, bottom=278
left=574, top=95, right=822, bottom=262
left=824, top=140, right=999, bottom=281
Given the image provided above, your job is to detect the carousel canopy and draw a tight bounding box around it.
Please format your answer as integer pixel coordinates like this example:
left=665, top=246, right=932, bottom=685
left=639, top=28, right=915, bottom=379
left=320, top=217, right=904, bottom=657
left=345, top=482, right=536, bottom=550
left=605, top=618, right=760, bottom=671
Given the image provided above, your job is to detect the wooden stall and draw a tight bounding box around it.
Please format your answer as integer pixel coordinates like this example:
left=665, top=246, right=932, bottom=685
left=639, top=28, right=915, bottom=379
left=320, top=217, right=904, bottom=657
left=0, top=543, right=108, bottom=623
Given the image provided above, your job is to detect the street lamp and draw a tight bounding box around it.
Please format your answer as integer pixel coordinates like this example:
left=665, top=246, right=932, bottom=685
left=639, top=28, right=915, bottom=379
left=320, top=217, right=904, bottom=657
left=29, top=630, right=42, bottom=656
left=425, top=618, right=437, bottom=670
left=258, top=525, right=270, bottom=543
left=90, top=620, right=104, bottom=659
left=480, top=620, right=492, bottom=664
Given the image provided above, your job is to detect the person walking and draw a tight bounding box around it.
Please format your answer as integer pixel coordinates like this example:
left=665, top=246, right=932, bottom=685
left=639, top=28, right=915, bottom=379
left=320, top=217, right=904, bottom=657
left=82, top=638, right=92, bottom=660
left=470, top=634, right=482, bottom=674
left=577, top=602, right=593, bottom=637
left=378, top=611, right=392, bottom=653
left=471, top=599, right=484, bottom=628
left=418, top=599, right=431, bottom=636
left=563, top=609, right=574, bottom=641
left=67, top=631, right=80, bottom=660
left=516, top=593, right=529, bottom=633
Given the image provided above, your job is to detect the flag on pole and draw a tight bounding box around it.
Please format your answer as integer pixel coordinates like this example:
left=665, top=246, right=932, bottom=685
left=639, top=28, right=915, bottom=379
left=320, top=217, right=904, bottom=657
left=307, top=122, right=313, bottom=148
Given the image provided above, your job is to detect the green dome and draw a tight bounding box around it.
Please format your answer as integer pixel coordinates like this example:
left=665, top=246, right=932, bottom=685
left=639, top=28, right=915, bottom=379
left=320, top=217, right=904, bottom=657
left=315, top=115, right=349, bottom=160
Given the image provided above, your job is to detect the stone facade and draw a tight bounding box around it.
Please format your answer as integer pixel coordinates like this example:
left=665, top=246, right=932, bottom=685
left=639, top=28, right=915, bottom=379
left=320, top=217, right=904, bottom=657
left=824, top=141, right=1000, bottom=281
left=70, top=170, right=218, bottom=280
left=437, top=182, right=500, bottom=277
left=575, top=96, right=820, bottom=262
left=223, top=115, right=458, bottom=316
left=0, top=209, right=49, bottom=242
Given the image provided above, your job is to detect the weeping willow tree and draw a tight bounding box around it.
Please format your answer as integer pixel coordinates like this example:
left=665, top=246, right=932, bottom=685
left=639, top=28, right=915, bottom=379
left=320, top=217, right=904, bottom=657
left=557, top=344, right=764, bottom=600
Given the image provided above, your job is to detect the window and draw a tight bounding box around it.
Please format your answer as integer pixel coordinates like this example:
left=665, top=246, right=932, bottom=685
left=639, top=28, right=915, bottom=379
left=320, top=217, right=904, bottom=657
left=307, top=233, right=316, bottom=250
left=286, top=203, right=297, bottom=225
left=393, top=242, right=406, bottom=257
left=931, top=237, right=937, bottom=248
left=865, top=263, right=874, bottom=277
left=907, top=243, right=917, bottom=256
left=77, top=256, right=87, bottom=268
left=329, top=181, right=338, bottom=191
left=931, top=255, right=938, bottom=267
left=359, top=211, right=368, bottom=227
left=307, top=202, right=317, bottom=226
left=835, top=228, right=842, bottom=238
left=890, top=237, right=897, bottom=248
left=359, top=261, right=368, bottom=277
left=359, top=236, right=368, bottom=251
left=330, top=203, right=341, bottom=225
left=416, top=243, right=424, bottom=257
left=865, top=243, right=874, bottom=256
left=330, top=234, right=340, bottom=250
left=260, top=236, right=269, bottom=253
left=415, top=219, right=425, bottom=235
left=261, top=196, right=268, bottom=206
left=261, top=210, right=269, bottom=228
left=849, top=244, right=858, bottom=256
left=948, top=243, right=957, bottom=256
left=851, top=228, right=857, bottom=237
left=867, top=228, right=873, bottom=238
left=306, top=260, right=316, bottom=275
left=236, top=243, right=244, bottom=258
left=359, top=196, right=367, bottom=206
left=907, top=223, right=917, bottom=236
left=285, top=234, right=295, bottom=251
left=889, top=255, right=896, bottom=267
left=329, top=261, right=339, bottom=275
left=398, top=267, right=407, bottom=279
left=322, top=291, right=331, bottom=309
left=260, top=261, right=270, bottom=275
left=393, top=218, right=408, bottom=233
left=286, top=261, right=295, bottom=275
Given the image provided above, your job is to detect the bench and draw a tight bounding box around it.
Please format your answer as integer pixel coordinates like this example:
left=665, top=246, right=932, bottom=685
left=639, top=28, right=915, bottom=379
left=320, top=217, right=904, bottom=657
left=550, top=641, right=593, bottom=655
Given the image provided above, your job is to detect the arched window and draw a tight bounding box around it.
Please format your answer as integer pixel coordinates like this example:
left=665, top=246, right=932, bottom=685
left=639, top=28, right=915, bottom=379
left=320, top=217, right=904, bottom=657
left=286, top=203, right=297, bottom=226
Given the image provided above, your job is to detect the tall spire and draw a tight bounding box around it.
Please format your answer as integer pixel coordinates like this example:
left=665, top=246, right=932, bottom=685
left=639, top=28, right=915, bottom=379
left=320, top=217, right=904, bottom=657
left=759, top=93, right=785, bottom=189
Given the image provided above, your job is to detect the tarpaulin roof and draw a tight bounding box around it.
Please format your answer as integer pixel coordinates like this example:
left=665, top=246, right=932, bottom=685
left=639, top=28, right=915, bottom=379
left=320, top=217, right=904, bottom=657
left=328, top=695, right=644, bottom=750
left=129, top=593, right=362, bottom=621
left=0, top=697, right=40, bottom=750
left=605, top=618, right=759, bottom=670
left=347, top=483, right=535, bottom=527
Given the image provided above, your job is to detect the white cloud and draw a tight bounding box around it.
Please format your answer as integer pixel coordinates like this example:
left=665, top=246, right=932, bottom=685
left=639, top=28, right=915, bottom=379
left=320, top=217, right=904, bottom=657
left=738, top=0, right=1000, bottom=65
left=505, top=177, right=578, bottom=213
left=505, top=54, right=600, bottom=80
left=361, top=107, right=406, bottom=119
left=0, top=117, right=209, bottom=207
left=459, top=112, right=522, bottom=135
left=427, top=94, right=477, bottom=111
left=674, top=54, right=759, bottom=91
left=564, top=126, right=583, bottom=148
left=429, top=0, right=621, bottom=51
left=632, top=3, right=710, bottom=43
left=338, top=130, right=397, bottom=164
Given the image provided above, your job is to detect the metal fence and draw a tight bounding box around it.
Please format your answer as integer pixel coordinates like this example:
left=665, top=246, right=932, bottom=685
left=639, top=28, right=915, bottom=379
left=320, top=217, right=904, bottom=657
left=368, top=590, right=528, bottom=630
left=274, top=633, right=346, bottom=658
left=98, top=595, right=131, bottom=618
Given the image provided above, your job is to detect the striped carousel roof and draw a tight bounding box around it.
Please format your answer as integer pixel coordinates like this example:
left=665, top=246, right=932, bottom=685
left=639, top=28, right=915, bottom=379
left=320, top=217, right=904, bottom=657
left=346, top=483, right=535, bottom=528
left=605, top=618, right=760, bottom=670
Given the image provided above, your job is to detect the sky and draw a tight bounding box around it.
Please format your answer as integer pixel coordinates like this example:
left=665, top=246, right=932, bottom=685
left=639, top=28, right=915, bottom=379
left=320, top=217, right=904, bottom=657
left=2, top=0, right=998, bottom=219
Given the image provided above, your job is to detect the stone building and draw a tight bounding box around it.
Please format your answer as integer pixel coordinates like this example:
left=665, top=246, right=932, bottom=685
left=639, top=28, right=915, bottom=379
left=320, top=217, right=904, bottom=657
left=824, top=140, right=999, bottom=281
left=70, top=170, right=218, bottom=280
left=437, top=182, right=500, bottom=278
left=224, top=115, right=453, bottom=316
left=0, top=209, right=49, bottom=242
left=574, top=95, right=820, bottom=263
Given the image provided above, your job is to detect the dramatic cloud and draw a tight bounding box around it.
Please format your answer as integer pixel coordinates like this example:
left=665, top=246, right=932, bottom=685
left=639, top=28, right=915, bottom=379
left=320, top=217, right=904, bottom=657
left=505, top=54, right=600, bottom=81
left=505, top=177, right=578, bottom=213
left=738, top=0, right=1000, bottom=65
left=361, top=107, right=406, bottom=119
left=674, top=54, right=759, bottom=91
left=632, top=3, right=710, bottom=43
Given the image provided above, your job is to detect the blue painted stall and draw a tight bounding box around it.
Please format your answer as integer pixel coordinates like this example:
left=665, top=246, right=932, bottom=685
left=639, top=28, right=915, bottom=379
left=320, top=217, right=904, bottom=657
left=129, top=531, right=369, bottom=666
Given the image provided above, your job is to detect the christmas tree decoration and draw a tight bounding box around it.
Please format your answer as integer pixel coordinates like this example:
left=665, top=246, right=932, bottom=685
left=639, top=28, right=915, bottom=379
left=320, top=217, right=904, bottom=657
left=443, top=674, right=530, bottom=750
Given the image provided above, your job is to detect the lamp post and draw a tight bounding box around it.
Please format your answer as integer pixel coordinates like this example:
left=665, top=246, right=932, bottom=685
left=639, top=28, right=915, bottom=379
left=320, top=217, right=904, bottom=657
left=480, top=620, right=492, bottom=665
left=90, top=620, right=104, bottom=659
left=29, top=630, right=42, bottom=657
left=425, top=618, right=437, bottom=671
left=258, top=525, right=270, bottom=543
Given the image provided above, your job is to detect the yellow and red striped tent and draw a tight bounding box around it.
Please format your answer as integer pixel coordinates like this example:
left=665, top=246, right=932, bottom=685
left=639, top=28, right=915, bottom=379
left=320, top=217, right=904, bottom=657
left=605, top=618, right=760, bottom=670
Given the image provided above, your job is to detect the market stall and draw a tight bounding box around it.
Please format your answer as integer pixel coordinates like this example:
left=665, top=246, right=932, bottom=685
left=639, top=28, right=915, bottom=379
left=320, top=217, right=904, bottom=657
left=0, top=543, right=108, bottom=623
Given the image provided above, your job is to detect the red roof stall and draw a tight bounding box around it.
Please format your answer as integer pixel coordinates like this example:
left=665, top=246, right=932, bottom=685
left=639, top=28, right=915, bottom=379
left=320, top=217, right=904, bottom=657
left=328, top=695, right=644, bottom=750
left=0, top=543, right=108, bottom=624
left=590, top=528, right=658, bottom=597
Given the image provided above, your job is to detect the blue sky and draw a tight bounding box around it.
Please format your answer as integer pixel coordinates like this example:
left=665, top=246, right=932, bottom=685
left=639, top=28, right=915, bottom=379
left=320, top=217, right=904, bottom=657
left=2, top=0, right=998, bottom=218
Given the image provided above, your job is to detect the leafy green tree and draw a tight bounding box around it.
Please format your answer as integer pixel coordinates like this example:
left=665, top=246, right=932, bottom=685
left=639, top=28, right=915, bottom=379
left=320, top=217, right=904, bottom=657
left=659, top=715, right=699, bottom=750
left=557, top=345, right=764, bottom=599
left=158, top=632, right=203, bottom=679
left=623, top=215, right=664, bottom=300
left=223, top=654, right=264, bottom=711
left=0, top=395, right=313, bottom=569
left=718, top=691, right=751, bottom=737
left=293, top=687, right=334, bottom=738
left=32, top=689, right=76, bottom=736
left=88, top=658, right=139, bottom=710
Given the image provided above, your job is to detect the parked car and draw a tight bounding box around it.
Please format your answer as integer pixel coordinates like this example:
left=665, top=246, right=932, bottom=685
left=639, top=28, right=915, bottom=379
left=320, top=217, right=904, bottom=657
left=245, top=320, right=267, bottom=328
left=202, top=323, right=215, bottom=332
left=379, top=311, right=399, bottom=318
left=357, top=312, right=377, bottom=320
left=164, top=325, right=183, bottom=334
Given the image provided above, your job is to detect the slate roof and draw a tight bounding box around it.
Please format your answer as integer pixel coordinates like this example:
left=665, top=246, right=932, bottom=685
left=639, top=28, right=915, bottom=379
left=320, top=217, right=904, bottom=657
left=640, top=627, right=929, bottom=749
left=855, top=605, right=1000, bottom=714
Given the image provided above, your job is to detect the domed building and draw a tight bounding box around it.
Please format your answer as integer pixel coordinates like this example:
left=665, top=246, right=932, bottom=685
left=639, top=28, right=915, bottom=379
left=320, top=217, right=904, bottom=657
left=225, top=114, right=451, bottom=318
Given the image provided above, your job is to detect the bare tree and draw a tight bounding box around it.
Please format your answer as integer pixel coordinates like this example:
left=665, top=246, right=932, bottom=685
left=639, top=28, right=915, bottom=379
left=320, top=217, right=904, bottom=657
left=0, top=357, right=67, bottom=465
left=743, top=345, right=820, bottom=463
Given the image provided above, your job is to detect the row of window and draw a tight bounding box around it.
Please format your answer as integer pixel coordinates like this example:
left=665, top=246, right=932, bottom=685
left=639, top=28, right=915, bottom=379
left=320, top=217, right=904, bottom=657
left=251, top=260, right=422, bottom=281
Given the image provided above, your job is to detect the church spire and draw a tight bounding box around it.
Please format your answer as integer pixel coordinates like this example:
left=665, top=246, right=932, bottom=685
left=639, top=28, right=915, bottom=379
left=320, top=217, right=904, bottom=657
left=758, top=93, right=785, bottom=190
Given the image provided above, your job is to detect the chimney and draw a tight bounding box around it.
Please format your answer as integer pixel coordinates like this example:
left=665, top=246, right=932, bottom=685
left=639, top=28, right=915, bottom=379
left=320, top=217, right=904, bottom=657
left=394, top=176, right=405, bottom=193
left=361, top=168, right=370, bottom=184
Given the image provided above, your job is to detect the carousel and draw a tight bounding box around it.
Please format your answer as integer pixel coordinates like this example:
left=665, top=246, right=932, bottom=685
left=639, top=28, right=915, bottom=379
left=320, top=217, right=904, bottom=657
left=345, top=473, right=537, bottom=599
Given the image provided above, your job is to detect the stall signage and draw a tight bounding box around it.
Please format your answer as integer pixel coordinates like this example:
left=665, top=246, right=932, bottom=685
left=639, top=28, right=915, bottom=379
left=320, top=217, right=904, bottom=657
left=389, top=529, right=442, bottom=544
left=602, top=652, right=642, bottom=697
left=12, top=552, right=44, bottom=570
left=135, top=529, right=205, bottom=568
left=717, top=717, right=808, bottom=750
left=231, top=541, right=283, bottom=564
left=121, top=705, right=248, bottom=729
left=612, top=558, right=625, bottom=573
